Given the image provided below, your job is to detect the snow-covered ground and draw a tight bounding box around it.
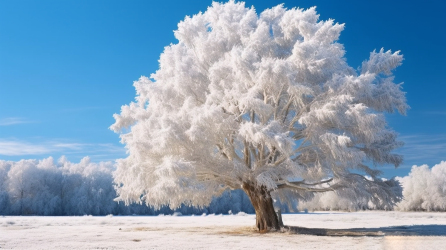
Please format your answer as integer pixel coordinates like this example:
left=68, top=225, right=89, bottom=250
left=1, top=212, right=446, bottom=249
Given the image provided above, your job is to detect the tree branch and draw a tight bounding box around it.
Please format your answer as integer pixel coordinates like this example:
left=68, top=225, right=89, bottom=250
left=276, top=178, right=335, bottom=192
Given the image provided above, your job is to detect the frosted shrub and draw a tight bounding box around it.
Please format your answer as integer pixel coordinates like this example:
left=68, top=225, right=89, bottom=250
left=396, top=161, right=446, bottom=211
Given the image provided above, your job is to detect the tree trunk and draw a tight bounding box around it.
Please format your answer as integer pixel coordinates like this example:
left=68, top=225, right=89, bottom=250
left=242, top=182, right=280, bottom=232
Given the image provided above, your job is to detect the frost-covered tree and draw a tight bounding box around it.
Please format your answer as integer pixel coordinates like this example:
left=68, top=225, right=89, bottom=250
left=0, top=161, right=11, bottom=214
left=57, top=156, right=117, bottom=215
left=7, top=160, right=42, bottom=214
left=111, top=1, right=407, bottom=231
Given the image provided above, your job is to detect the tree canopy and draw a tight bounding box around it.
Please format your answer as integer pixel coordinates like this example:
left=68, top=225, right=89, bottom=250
left=111, top=1, right=408, bottom=229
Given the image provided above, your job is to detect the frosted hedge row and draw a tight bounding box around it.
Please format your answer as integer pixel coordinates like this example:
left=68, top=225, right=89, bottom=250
left=0, top=157, right=445, bottom=215
left=0, top=157, right=254, bottom=216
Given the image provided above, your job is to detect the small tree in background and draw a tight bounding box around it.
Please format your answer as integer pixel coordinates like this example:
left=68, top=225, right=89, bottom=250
left=111, top=1, right=408, bottom=231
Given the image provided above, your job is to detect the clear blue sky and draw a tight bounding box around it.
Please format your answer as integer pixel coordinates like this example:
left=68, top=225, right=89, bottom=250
left=1, top=0, right=445, bottom=178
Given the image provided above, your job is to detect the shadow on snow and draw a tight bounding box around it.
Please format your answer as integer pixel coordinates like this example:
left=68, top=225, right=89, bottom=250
left=285, top=225, right=446, bottom=237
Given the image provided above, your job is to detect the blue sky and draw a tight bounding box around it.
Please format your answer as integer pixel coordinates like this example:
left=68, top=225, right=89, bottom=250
left=1, top=0, right=445, bottom=178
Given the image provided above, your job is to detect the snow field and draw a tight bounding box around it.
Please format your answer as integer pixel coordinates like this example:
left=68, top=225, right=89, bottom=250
left=1, top=211, right=446, bottom=249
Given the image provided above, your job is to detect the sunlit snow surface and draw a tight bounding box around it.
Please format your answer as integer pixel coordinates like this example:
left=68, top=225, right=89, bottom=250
left=2, top=212, right=446, bottom=249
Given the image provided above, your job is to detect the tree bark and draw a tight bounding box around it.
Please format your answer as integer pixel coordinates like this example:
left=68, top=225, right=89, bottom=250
left=242, top=182, right=280, bottom=232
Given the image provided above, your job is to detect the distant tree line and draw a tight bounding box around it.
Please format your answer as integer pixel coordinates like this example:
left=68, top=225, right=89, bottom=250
left=0, top=157, right=445, bottom=215
left=0, top=157, right=254, bottom=216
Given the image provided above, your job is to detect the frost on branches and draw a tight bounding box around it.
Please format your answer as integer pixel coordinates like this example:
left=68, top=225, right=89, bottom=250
left=111, top=1, right=408, bottom=231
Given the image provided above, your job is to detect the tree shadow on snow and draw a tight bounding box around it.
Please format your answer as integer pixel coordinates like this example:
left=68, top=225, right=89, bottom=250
left=284, top=225, right=446, bottom=237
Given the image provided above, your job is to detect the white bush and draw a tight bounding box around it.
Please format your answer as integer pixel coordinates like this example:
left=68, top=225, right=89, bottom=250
left=396, top=161, right=446, bottom=211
